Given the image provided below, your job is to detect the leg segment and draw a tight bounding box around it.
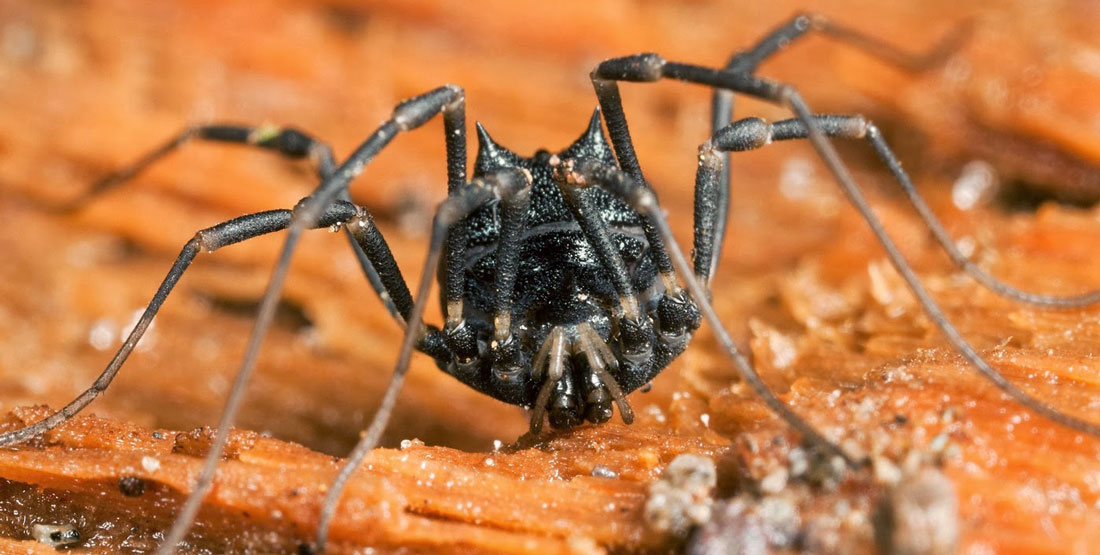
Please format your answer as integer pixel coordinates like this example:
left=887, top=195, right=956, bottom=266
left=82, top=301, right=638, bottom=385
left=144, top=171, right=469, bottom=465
left=68, top=123, right=406, bottom=323
left=314, top=168, right=530, bottom=553
left=707, top=13, right=972, bottom=281
left=489, top=168, right=532, bottom=347
left=442, top=95, right=469, bottom=326
left=723, top=13, right=970, bottom=77
left=588, top=83, right=677, bottom=289
left=692, top=142, right=724, bottom=283
left=68, top=124, right=338, bottom=207
left=157, top=85, right=469, bottom=555
left=714, top=114, right=1100, bottom=308
left=557, top=179, right=643, bottom=322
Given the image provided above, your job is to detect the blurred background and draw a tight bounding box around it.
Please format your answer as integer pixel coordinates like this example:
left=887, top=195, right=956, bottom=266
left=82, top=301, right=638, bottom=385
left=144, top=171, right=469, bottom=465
left=0, top=0, right=1098, bottom=471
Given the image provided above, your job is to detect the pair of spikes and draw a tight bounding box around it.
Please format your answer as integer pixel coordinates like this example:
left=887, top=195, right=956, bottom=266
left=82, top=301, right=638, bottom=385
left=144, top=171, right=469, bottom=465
left=473, top=108, right=610, bottom=174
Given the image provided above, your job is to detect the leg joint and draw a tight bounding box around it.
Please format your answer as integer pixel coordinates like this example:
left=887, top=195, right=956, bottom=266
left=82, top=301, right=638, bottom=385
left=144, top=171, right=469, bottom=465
left=713, top=117, right=772, bottom=152
left=697, top=140, right=723, bottom=170
left=592, top=53, right=666, bottom=82
left=394, top=85, right=465, bottom=131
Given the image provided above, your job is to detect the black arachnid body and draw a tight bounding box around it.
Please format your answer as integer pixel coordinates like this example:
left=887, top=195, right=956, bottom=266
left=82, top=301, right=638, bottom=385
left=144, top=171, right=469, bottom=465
left=3, top=12, right=1100, bottom=554
left=424, top=114, right=699, bottom=430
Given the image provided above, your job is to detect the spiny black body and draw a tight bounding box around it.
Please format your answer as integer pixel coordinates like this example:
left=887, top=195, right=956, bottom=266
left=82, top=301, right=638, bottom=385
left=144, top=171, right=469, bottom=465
left=429, top=110, right=700, bottom=428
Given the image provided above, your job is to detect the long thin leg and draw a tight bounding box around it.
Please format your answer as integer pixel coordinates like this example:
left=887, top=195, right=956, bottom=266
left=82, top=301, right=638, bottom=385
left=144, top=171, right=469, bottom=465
left=705, top=114, right=1100, bottom=432
left=68, top=123, right=406, bottom=323
left=707, top=14, right=972, bottom=281
left=555, top=157, right=854, bottom=466
left=313, top=168, right=529, bottom=553
left=0, top=201, right=364, bottom=447
left=68, top=124, right=337, bottom=207
left=715, top=114, right=1100, bottom=308
left=724, top=13, right=970, bottom=77
left=590, top=54, right=1100, bottom=439
left=157, top=85, right=468, bottom=555
left=588, top=83, right=677, bottom=293
left=442, top=101, right=470, bottom=330
left=693, top=140, right=724, bottom=284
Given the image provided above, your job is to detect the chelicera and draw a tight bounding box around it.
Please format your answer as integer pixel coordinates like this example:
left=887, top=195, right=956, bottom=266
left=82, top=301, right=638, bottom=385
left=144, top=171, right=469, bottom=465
left=3, top=12, right=1099, bottom=554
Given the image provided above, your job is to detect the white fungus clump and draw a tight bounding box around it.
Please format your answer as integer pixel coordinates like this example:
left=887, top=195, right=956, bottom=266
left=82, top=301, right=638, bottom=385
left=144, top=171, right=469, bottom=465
left=874, top=468, right=959, bottom=555
left=644, top=454, right=717, bottom=538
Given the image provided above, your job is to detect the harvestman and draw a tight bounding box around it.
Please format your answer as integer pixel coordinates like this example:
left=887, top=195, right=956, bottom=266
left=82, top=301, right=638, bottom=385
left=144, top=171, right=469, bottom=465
left=2, top=13, right=1099, bottom=553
